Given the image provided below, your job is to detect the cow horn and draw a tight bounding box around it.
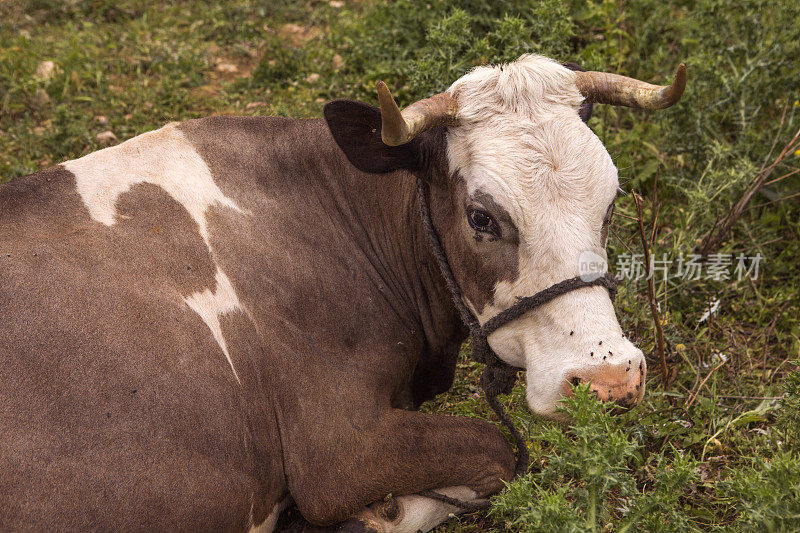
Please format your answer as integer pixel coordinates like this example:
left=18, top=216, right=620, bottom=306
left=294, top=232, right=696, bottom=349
left=574, top=63, right=686, bottom=109
left=376, top=81, right=459, bottom=146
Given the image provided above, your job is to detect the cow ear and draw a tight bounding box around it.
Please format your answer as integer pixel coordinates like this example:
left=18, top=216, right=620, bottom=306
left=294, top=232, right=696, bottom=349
left=324, top=100, right=423, bottom=174
left=563, top=62, right=595, bottom=124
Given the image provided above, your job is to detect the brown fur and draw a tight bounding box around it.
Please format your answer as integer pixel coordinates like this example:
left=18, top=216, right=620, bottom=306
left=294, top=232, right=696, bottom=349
left=0, top=114, right=514, bottom=529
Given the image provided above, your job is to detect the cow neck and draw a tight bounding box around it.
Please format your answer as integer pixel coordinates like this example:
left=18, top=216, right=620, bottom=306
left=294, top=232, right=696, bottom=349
left=396, top=175, right=469, bottom=354
left=322, top=155, right=466, bottom=364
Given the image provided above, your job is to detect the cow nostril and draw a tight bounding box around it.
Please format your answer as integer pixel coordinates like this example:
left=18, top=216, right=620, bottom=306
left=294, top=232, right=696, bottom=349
left=569, top=376, right=581, bottom=388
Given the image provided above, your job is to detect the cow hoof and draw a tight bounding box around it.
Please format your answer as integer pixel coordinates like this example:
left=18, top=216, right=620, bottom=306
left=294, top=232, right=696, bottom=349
left=335, top=517, right=383, bottom=533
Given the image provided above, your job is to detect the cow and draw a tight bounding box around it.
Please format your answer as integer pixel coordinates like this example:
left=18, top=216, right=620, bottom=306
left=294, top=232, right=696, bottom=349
left=0, top=54, right=684, bottom=532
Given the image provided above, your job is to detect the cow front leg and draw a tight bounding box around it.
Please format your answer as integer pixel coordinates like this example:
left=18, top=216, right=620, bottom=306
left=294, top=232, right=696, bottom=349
left=284, top=409, right=514, bottom=527
left=336, top=486, right=485, bottom=533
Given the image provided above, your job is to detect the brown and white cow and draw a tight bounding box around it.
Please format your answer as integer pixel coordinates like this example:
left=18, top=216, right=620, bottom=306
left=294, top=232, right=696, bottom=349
left=0, top=55, right=684, bottom=531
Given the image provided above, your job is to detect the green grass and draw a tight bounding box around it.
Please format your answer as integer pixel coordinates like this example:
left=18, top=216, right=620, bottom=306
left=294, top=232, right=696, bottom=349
left=2, top=0, right=799, bottom=530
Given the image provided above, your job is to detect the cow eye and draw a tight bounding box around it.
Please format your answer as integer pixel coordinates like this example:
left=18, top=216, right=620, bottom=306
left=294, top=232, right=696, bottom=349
left=468, top=208, right=496, bottom=233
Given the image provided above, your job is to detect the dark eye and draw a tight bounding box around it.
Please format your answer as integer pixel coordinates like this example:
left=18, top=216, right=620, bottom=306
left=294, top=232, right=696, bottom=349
left=468, top=208, right=495, bottom=233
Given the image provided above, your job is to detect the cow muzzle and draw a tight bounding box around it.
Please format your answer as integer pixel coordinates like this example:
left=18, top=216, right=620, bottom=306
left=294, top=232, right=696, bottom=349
left=562, top=354, right=647, bottom=410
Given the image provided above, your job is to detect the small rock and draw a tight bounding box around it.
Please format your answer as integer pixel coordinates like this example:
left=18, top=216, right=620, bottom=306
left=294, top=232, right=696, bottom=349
left=279, top=23, right=321, bottom=46
left=245, top=101, right=268, bottom=111
left=96, top=130, right=118, bottom=145
left=331, top=54, right=344, bottom=70
left=36, top=60, right=55, bottom=80
left=329, top=0, right=344, bottom=7
left=305, top=73, right=320, bottom=84
left=281, top=23, right=304, bottom=36
left=94, top=115, right=109, bottom=125
left=124, top=113, right=133, bottom=120
left=315, top=97, right=325, bottom=103
left=215, top=62, right=238, bottom=73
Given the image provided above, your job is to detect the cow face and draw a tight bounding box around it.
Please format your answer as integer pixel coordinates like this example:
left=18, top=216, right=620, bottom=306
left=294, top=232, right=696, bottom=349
left=439, top=58, right=644, bottom=417
left=325, top=55, right=685, bottom=418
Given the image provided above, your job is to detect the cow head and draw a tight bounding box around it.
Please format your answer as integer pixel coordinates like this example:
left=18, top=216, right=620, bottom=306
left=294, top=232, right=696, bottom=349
left=325, top=55, right=685, bottom=418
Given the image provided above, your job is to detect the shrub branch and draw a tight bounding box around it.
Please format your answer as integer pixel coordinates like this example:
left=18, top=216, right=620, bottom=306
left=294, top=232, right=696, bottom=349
left=633, top=191, right=669, bottom=386
left=696, top=118, right=800, bottom=257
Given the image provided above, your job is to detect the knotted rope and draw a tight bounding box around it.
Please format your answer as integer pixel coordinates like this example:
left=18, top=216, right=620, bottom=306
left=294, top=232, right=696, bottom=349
left=415, top=178, right=618, bottom=510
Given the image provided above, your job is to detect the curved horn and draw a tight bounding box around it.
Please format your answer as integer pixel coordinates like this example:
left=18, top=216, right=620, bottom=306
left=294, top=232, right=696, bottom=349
left=376, top=81, right=459, bottom=146
left=574, top=63, right=686, bottom=109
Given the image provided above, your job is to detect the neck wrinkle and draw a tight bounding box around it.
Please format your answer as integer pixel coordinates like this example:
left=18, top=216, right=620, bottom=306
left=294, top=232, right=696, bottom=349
left=400, top=174, right=468, bottom=368
left=324, top=157, right=466, bottom=406
left=299, top=119, right=463, bottom=353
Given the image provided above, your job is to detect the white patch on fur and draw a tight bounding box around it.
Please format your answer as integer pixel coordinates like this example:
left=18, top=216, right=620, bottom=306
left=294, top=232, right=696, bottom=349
left=352, top=486, right=479, bottom=533
left=445, top=55, right=645, bottom=416
left=62, top=122, right=242, bottom=249
left=63, top=122, right=251, bottom=384
left=248, top=497, right=291, bottom=533
left=184, top=267, right=244, bottom=384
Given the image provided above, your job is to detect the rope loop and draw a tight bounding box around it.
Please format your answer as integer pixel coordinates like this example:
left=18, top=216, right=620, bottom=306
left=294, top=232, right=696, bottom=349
left=480, top=364, right=517, bottom=397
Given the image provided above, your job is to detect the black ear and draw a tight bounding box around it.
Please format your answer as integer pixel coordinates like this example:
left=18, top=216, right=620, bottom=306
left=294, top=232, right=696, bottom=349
left=324, top=100, right=423, bottom=174
left=563, top=62, right=595, bottom=124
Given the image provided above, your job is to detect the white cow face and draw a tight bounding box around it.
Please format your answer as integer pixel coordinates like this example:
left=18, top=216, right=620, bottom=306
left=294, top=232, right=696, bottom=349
left=327, top=53, right=685, bottom=418
left=442, top=56, right=646, bottom=417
